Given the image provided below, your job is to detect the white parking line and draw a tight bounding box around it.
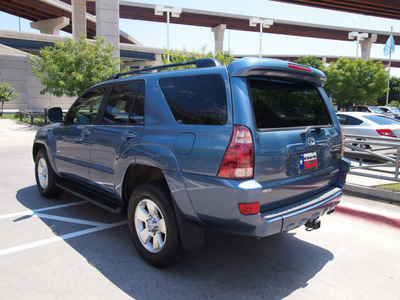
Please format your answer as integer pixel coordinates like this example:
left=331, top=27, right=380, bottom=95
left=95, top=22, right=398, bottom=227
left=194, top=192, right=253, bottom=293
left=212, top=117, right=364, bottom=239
left=34, top=213, right=108, bottom=227
left=0, top=220, right=128, bottom=256
left=0, top=201, right=86, bottom=220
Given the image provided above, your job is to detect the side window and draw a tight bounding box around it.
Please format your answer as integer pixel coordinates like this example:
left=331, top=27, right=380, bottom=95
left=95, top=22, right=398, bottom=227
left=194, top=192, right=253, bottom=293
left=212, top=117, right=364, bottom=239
left=345, top=116, right=363, bottom=125
left=103, top=83, right=144, bottom=124
left=130, top=84, right=145, bottom=124
left=337, top=115, right=346, bottom=125
left=159, top=74, right=227, bottom=125
left=380, top=107, right=389, bottom=113
left=66, top=87, right=107, bottom=124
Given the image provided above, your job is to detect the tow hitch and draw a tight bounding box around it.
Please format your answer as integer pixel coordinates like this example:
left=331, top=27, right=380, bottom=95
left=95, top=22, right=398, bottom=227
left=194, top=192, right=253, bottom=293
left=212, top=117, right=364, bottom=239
left=305, top=218, right=321, bottom=231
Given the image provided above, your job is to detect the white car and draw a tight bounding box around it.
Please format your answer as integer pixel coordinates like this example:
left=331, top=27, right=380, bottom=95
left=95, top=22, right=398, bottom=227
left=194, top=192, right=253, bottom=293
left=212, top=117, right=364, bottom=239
left=337, top=112, right=400, bottom=149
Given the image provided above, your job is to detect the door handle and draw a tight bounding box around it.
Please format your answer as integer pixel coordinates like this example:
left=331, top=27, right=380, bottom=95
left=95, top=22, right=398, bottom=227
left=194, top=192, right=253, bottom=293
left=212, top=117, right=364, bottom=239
left=121, top=130, right=137, bottom=140
left=82, top=128, right=91, bottom=136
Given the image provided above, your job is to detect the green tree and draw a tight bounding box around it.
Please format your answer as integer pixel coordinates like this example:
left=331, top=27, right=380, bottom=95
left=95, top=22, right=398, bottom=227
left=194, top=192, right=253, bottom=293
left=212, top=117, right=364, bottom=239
left=0, top=82, right=19, bottom=116
left=162, top=46, right=235, bottom=68
left=29, top=34, right=122, bottom=98
left=295, top=56, right=327, bottom=73
left=377, top=76, right=400, bottom=105
left=324, top=58, right=388, bottom=110
left=388, top=100, right=400, bottom=107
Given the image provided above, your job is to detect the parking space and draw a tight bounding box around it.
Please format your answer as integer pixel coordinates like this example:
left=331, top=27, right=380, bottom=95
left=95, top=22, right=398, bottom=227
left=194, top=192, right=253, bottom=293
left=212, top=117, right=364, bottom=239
left=0, top=119, right=127, bottom=258
left=0, top=200, right=127, bottom=256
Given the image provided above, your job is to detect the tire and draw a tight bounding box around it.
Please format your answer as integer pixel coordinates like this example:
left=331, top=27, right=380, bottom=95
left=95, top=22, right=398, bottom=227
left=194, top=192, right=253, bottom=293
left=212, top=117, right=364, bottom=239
left=352, top=139, right=371, bottom=150
left=127, top=182, right=185, bottom=268
left=35, top=149, right=63, bottom=198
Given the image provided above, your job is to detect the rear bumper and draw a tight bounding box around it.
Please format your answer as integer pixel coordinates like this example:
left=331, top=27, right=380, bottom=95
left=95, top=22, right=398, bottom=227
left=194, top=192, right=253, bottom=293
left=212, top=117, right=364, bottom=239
left=182, top=172, right=344, bottom=238
left=259, top=187, right=342, bottom=237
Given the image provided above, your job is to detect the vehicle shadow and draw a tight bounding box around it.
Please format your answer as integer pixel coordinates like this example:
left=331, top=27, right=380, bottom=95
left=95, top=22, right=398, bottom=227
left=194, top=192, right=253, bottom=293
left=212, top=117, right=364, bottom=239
left=16, top=186, right=334, bottom=300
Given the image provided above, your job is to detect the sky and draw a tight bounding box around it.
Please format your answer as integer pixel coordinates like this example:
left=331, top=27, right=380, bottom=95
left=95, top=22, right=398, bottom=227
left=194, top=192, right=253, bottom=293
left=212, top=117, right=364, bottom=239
left=1, top=0, right=399, bottom=76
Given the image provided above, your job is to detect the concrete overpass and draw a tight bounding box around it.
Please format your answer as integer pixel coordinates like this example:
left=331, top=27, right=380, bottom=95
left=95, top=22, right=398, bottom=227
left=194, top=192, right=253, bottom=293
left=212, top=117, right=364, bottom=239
left=270, top=0, right=400, bottom=20
left=0, top=0, right=398, bottom=57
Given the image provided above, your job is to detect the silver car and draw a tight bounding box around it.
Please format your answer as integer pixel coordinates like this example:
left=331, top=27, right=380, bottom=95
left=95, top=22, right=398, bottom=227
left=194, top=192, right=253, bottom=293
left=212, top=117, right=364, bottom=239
left=337, top=112, right=400, bottom=149
left=378, top=106, right=400, bottom=120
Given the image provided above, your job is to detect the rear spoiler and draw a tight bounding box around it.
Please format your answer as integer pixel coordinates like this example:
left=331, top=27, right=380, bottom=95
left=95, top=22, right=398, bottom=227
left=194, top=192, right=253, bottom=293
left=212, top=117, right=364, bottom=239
left=228, top=58, right=327, bottom=87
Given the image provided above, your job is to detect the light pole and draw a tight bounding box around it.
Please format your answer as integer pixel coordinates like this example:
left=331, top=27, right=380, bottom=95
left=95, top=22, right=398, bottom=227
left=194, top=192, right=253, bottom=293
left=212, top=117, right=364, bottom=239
left=155, top=5, right=182, bottom=56
left=348, top=32, right=369, bottom=59
left=249, top=18, right=273, bottom=58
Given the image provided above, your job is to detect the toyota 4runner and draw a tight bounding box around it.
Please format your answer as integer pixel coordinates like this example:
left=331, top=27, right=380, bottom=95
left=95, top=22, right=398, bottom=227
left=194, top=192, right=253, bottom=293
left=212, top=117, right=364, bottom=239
left=33, top=57, right=350, bottom=267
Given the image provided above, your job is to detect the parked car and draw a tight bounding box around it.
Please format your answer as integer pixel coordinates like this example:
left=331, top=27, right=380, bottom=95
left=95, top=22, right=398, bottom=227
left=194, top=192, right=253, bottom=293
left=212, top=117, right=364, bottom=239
left=337, top=112, right=400, bottom=149
left=347, top=105, right=397, bottom=120
left=378, top=106, right=400, bottom=120
left=347, top=105, right=386, bottom=114
left=33, top=57, right=350, bottom=267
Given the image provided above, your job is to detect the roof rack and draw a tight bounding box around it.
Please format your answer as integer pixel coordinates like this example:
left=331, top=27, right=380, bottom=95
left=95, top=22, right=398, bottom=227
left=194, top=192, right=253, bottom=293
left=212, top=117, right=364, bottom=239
left=107, top=58, right=222, bottom=80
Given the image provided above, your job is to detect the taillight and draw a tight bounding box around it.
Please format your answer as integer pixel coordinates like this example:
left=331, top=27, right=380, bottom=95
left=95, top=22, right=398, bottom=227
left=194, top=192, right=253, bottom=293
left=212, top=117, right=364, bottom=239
left=376, top=129, right=397, bottom=138
left=288, top=63, right=311, bottom=72
left=217, top=125, right=254, bottom=179
left=239, top=202, right=260, bottom=215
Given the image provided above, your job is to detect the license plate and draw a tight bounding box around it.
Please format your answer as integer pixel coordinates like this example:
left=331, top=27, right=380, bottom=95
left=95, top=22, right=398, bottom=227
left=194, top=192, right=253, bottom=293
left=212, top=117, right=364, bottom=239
left=299, top=151, right=317, bottom=171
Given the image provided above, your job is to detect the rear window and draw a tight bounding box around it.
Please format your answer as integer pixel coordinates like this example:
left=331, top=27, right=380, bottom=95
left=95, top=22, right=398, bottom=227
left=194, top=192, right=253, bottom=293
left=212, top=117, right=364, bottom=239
left=159, top=74, right=227, bottom=125
left=391, top=107, right=400, bottom=114
left=249, top=78, right=332, bottom=130
left=369, top=107, right=385, bottom=113
left=363, top=115, right=400, bottom=125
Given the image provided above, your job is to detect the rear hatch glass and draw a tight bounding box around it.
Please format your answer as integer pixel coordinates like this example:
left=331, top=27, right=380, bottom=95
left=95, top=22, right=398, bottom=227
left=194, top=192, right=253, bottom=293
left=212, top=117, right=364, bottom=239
left=248, top=78, right=341, bottom=211
left=249, top=79, right=331, bottom=130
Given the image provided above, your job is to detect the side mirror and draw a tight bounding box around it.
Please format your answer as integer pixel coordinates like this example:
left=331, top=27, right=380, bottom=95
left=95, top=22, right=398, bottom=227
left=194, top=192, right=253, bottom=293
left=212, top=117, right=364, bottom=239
left=48, top=107, right=63, bottom=122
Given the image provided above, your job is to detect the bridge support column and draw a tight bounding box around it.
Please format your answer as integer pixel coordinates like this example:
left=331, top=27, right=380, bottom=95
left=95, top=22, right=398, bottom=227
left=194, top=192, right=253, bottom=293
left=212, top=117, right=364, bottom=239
left=72, top=0, right=87, bottom=40
left=360, top=33, right=377, bottom=59
left=212, top=24, right=227, bottom=53
left=96, top=0, right=120, bottom=60
left=30, top=17, right=70, bottom=35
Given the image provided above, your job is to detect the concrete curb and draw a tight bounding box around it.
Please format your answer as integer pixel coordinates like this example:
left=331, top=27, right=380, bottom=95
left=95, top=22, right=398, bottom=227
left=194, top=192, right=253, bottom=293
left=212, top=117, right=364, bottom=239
left=343, top=183, right=400, bottom=205
left=335, top=204, right=400, bottom=229
left=340, top=183, right=400, bottom=229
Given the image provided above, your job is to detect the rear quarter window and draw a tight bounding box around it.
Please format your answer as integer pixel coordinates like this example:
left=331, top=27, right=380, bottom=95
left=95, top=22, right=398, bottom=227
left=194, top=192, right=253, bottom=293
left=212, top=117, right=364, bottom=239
left=159, top=74, right=227, bottom=125
left=249, top=78, right=332, bottom=130
left=337, top=115, right=363, bottom=126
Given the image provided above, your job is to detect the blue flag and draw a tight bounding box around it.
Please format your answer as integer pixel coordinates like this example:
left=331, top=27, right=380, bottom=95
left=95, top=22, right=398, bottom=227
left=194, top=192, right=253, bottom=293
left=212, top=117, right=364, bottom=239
left=384, top=34, right=395, bottom=56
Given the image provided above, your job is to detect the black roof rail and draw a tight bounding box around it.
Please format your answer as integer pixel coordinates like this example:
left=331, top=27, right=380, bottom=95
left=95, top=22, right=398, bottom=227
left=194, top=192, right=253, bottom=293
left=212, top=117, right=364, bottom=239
left=107, top=58, right=222, bottom=80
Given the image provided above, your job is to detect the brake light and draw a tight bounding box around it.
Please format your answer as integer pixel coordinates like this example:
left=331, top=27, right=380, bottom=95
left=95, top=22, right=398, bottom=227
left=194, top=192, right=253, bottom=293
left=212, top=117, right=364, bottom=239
left=217, top=125, right=254, bottom=179
left=376, top=129, right=397, bottom=138
left=239, top=202, right=260, bottom=215
left=288, top=63, right=311, bottom=72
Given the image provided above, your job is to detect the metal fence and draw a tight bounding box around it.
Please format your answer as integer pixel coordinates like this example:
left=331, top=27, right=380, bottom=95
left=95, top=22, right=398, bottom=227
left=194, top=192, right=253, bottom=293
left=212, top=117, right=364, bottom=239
left=344, top=134, right=400, bottom=182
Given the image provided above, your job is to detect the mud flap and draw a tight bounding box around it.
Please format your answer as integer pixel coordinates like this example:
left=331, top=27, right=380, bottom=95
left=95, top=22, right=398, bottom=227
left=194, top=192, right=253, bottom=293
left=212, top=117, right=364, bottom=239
left=172, top=201, right=205, bottom=252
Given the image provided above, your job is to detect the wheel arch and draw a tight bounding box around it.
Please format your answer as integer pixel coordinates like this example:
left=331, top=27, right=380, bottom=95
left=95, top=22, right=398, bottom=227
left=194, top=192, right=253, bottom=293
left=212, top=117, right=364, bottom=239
left=122, top=163, right=204, bottom=252
left=122, top=164, right=167, bottom=206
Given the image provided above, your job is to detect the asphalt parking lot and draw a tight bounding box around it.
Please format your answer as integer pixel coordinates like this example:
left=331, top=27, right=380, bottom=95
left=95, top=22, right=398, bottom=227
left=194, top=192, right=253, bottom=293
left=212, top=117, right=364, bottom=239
left=1, top=119, right=400, bottom=300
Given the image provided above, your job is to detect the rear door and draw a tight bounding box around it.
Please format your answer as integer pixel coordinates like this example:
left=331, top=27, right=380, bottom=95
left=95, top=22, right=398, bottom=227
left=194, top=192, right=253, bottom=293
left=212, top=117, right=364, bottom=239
left=89, top=81, right=145, bottom=193
left=246, top=78, right=342, bottom=211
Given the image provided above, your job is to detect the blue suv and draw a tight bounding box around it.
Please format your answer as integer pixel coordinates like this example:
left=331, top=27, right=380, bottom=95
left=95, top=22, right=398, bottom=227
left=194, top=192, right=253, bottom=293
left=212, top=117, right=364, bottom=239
left=33, top=57, right=350, bottom=267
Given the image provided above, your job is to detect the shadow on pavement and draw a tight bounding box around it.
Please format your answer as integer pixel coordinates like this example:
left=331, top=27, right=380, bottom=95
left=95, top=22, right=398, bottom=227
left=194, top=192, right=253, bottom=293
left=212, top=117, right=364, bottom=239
left=16, top=186, right=334, bottom=300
